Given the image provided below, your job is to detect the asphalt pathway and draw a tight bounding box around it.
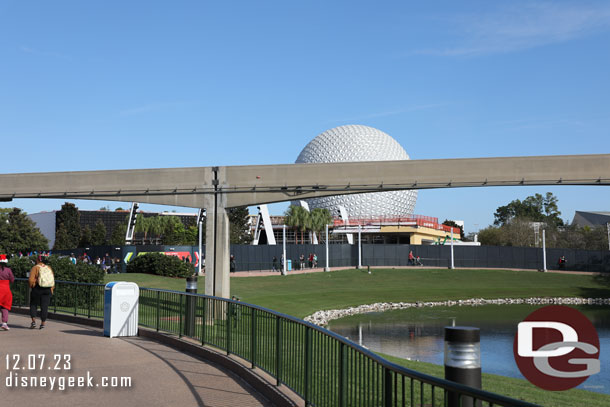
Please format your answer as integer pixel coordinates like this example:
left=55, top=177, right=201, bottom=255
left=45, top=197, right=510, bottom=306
left=0, top=314, right=273, bottom=407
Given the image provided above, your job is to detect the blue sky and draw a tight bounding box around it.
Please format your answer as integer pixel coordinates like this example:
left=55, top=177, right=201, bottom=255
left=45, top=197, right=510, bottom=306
left=1, top=1, right=609, bottom=232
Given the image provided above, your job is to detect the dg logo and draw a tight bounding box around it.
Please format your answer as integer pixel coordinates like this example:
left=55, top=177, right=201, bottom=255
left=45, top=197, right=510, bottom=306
left=513, top=305, right=600, bottom=391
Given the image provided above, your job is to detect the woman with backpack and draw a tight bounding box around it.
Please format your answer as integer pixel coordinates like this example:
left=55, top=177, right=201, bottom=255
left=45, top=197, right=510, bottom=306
left=0, top=254, right=15, bottom=331
left=28, top=255, right=55, bottom=329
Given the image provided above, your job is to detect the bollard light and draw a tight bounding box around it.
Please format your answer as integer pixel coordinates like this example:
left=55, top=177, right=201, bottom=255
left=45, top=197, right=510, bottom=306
left=185, top=276, right=198, bottom=292
left=184, top=276, right=198, bottom=337
left=444, top=326, right=481, bottom=407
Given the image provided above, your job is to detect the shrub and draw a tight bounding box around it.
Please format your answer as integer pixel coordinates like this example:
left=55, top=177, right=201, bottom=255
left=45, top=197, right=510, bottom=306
left=8, top=255, right=104, bottom=284
left=7, top=256, right=35, bottom=279
left=9, top=255, right=105, bottom=312
left=126, top=253, right=194, bottom=278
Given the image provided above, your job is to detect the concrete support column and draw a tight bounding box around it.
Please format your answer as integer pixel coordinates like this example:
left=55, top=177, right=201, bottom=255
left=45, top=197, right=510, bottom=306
left=204, top=195, right=230, bottom=299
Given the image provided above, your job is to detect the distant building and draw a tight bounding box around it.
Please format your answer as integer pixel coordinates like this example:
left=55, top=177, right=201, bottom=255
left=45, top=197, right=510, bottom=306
left=249, top=214, right=462, bottom=245
left=572, top=211, right=610, bottom=227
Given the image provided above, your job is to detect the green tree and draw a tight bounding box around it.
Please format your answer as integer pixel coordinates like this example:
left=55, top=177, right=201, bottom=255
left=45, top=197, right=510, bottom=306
left=228, top=206, right=252, bottom=244
left=91, top=219, right=107, bottom=246
left=477, top=226, right=504, bottom=246
left=284, top=205, right=311, bottom=244
left=0, top=208, right=49, bottom=254
left=109, top=221, right=127, bottom=246
left=162, top=217, right=186, bottom=245
left=147, top=216, right=162, bottom=244
left=183, top=225, right=199, bottom=245
left=310, top=208, right=333, bottom=243
left=135, top=213, right=149, bottom=243
left=54, top=202, right=81, bottom=249
left=79, top=225, right=92, bottom=247
left=493, top=192, right=563, bottom=227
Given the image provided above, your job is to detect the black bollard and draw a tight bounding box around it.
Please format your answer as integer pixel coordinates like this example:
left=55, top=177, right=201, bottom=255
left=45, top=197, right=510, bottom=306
left=444, top=326, right=482, bottom=407
left=184, top=275, right=197, bottom=337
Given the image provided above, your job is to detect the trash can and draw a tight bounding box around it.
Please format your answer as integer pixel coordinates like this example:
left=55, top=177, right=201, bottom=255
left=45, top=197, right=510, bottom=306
left=104, top=282, right=139, bottom=338
left=287, top=259, right=292, bottom=271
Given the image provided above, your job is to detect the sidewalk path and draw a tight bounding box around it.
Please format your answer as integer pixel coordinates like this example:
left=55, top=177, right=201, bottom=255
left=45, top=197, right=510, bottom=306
left=1, top=314, right=273, bottom=407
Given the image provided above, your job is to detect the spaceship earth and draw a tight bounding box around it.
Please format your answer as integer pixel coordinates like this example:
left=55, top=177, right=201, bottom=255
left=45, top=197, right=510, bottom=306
left=295, top=125, right=417, bottom=218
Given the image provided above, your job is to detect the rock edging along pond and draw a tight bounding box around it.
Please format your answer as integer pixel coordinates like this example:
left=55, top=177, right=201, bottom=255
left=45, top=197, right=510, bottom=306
left=304, top=297, right=610, bottom=326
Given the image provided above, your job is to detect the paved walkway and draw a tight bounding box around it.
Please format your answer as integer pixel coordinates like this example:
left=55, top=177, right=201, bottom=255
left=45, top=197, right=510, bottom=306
left=1, top=314, right=273, bottom=407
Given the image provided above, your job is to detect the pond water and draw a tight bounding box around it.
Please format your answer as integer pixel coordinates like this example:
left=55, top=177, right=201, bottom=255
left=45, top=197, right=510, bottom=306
left=328, top=304, right=610, bottom=395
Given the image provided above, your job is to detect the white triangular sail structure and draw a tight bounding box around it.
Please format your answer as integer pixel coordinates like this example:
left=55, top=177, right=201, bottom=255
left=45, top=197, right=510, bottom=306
left=338, top=205, right=354, bottom=245
left=299, top=200, right=318, bottom=245
left=252, top=204, right=276, bottom=245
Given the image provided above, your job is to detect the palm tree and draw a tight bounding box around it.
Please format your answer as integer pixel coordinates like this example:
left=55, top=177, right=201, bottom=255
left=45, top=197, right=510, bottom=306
left=284, top=205, right=311, bottom=244
left=310, top=208, right=333, bottom=243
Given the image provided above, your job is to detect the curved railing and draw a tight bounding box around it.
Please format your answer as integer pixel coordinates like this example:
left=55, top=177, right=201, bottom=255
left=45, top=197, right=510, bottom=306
left=12, top=278, right=538, bottom=407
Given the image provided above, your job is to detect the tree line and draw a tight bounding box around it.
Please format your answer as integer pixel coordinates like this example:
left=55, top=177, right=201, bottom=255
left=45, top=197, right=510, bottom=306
left=1, top=195, right=607, bottom=253
left=53, top=203, right=252, bottom=249
left=477, top=192, right=609, bottom=250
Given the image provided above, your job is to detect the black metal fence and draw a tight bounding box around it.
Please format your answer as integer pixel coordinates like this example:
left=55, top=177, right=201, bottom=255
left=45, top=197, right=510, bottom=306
left=12, top=278, right=538, bottom=407
left=55, top=243, right=610, bottom=273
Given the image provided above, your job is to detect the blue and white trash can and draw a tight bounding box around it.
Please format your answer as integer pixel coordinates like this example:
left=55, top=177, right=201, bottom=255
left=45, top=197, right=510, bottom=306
left=104, top=282, right=139, bottom=338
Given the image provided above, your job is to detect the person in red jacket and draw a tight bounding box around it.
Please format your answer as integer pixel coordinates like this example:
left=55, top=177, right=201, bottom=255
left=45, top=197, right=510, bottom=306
left=0, top=254, right=15, bottom=331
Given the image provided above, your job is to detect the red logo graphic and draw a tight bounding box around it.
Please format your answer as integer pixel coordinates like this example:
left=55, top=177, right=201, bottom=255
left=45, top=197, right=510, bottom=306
left=513, top=305, right=600, bottom=391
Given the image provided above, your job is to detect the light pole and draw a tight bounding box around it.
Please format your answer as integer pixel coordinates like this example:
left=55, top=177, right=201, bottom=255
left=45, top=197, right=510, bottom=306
left=282, top=224, right=287, bottom=275
left=324, top=223, right=330, bottom=272
left=542, top=229, right=547, bottom=272
left=450, top=229, right=455, bottom=269
left=197, top=209, right=205, bottom=276
left=357, top=224, right=362, bottom=269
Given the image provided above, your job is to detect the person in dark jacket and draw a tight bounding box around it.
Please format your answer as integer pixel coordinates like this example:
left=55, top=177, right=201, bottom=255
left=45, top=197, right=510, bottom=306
left=272, top=256, right=279, bottom=272
left=230, top=255, right=236, bottom=273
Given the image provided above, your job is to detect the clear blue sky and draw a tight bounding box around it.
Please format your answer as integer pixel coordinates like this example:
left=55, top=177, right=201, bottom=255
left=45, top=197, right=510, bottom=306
left=1, top=1, right=609, bottom=232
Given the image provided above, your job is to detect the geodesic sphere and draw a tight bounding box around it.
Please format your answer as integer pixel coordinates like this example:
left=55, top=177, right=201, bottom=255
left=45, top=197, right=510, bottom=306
left=294, top=125, right=417, bottom=218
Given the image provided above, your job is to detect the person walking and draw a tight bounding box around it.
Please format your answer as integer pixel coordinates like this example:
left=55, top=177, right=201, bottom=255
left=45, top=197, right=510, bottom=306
left=299, top=254, right=305, bottom=270
left=28, top=255, right=55, bottom=329
left=0, top=254, right=15, bottom=331
left=230, top=254, right=236, bottom=273
left=272, top=256, right=279, bottom=272
left=408, top=250, right=415, bottom=266
left=103, top=253, right=112, bottom=273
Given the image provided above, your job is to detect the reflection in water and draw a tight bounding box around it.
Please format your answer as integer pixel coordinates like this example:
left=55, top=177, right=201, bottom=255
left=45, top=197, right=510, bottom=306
left=329, top=305, right=610, bottom=395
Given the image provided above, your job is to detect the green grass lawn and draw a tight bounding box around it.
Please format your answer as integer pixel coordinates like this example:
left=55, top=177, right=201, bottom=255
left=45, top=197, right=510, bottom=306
left=380, top=353, right=609, bottom=407
left=102, top=269, right=609, bottom=406
left=105, top=268, right=609, bottom=318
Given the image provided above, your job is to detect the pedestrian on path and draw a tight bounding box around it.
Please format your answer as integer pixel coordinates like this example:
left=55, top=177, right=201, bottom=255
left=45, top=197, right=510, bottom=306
left=29, top=255, right=55, bottom=329
left=230, top=254, right=236, bottom=273
left=272, top=256, right=279, bottom=272
left=0, top=254, right=15, bottom=331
